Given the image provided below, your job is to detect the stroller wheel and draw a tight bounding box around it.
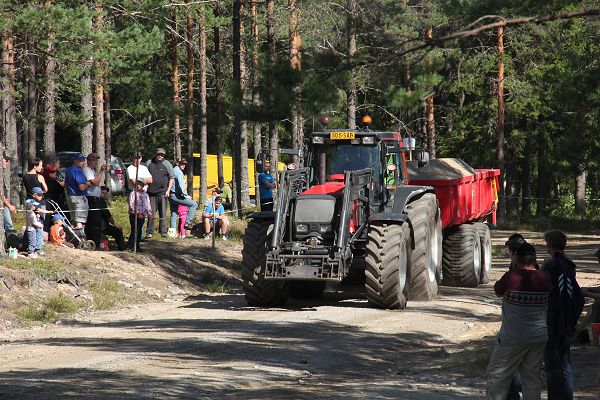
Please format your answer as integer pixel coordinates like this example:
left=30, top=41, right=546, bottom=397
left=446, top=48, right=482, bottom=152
left=79, top=240, right=96, bottom=251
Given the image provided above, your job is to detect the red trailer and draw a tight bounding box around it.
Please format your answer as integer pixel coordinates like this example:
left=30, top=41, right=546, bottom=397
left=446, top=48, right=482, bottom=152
left=408, top=159, right=500, bottom=287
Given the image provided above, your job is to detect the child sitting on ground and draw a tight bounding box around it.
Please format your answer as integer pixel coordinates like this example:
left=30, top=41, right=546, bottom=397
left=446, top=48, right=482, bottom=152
left=49, top=214, right=75, bottom=248
left=24, top=198, right=45, bottom=258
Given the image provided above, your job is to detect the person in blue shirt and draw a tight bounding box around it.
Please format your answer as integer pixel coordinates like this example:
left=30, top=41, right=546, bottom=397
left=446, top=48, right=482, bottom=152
left=202, top=196, right=229, bottom=240
left=65, top=153, right=90, bottom=229
left=169, top=158, right=198, bottom=230
left=258, top=160, right=276, bottom=211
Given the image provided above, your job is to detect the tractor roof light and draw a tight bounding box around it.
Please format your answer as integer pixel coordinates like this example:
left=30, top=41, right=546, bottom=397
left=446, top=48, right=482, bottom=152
left=362, top=136, right=374, bottom=144
left=312, top=136, right=324, bottom=144
left=361, top=115, right=372, bottom=125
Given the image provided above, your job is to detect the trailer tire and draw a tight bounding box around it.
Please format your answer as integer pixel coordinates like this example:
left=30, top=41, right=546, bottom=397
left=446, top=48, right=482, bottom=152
left=442, top=224, right=481, bottom=287
left=365, top=223, right=410, bottom=309
left=474, top=222, right=492, bottom=284
left=290, top=281, right=326, bottom=299
left=405, top=194, right=442, bottom=301
left=242, top=220, right=289, bottom=306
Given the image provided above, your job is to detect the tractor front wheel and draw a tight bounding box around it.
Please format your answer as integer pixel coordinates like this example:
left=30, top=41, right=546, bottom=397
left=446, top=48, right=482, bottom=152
left=242, top=220, right=289, bottom=306
left=365, top=223, right=410, bottom=309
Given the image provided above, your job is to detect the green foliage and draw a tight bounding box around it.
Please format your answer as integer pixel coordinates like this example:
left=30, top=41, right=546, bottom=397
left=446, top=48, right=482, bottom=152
left=17, top=292, right=81, bottom=323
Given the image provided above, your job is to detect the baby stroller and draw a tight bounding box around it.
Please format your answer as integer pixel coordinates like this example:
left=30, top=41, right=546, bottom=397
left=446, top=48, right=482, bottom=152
left=46, top=199, right=96, bottom=250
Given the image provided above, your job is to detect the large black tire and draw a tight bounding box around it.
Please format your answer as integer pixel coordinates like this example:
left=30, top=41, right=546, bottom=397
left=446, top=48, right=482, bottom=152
left=405, top=193, right=442, bottom=301
left=290, top=281, right=326, bottom=299
left=365, top=223, right=410, bottom=309
left=442, top=223, right=481, bottom=287
left=474, top=222, right=492, bottom=284
left=242, top=220, right=289, bottom=306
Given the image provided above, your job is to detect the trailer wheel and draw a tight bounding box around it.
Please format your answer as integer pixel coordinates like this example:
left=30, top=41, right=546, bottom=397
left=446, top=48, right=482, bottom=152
left=405, top=193, right=442, bottom=301
left=242, top=220, right=289, bottom=306
left=442, top=224, right=481, bottom=287
left=365, top=223, right=410, bottom=309
left=290, top=281, right=326, bottom=299
left=474, top=222, right=492, bottom=284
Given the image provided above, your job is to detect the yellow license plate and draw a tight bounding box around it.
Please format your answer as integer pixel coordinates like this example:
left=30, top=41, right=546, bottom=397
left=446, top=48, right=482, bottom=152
left=330, top=131, right=355, bottom=140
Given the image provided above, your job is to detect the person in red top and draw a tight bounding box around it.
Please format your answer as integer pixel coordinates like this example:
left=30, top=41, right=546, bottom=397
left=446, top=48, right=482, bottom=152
left=486, top=242, right=553, bottom=400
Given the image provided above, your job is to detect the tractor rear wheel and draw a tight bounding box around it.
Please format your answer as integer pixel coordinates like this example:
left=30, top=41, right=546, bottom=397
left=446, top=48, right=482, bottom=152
left=365, top=223, right=410, bottom=309
left=242, top=220, right=289, bottom=306
left=474, top=222, right=492, bottom=284
left=405, top=193, right=442, bottom=301
left=290, top=281, right=326, bottom=299
left=442, top=223, right=481, bottom=287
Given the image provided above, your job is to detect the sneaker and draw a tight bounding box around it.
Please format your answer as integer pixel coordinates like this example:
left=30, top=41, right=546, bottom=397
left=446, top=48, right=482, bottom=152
left=221, top=235, right=229, bottom=241
left=203, top=234, right=211, bottom=240
left=161, top=233, right=168, bottom=238
left=36, top=250, right=46, bottom=257
left=27, top=252, right=38, bottom=259
left=145, top=233, right=153, bottom=239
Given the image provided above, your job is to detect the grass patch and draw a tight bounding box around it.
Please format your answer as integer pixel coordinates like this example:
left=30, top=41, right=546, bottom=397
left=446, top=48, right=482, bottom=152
left=205, top=280, right=232, bottom=293
left=88, top=278, right=127, bottom=310
left=492, top=244, right=506, bottom=257
left=17, top=292, right=81, bottom=323
left=4, top=259, right=65, bottom=279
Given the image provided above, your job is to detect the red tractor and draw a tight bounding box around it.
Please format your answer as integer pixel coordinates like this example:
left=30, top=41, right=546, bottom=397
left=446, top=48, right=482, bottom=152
left=242, top=119, right=499, bottom=309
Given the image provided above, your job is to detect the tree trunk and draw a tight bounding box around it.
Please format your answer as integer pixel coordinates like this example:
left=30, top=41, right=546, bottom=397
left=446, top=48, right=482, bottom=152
left=43, top=33, right=56, bottom=155
left=171, top=12, right=182, bottom=160
left=94, top=7, right=106, bottom=169
left=0, top=142, right=5, bottom=255
left=425, top=25, right=435, bottom=159
left=81, top=65, right=94, bottom=156
left=266, top=0, right=278, bottom=167
left=24, top=38, right=37, bottom=167
left=496, top=26, right=506, bottom=224
left=521, top=135, right=532, bottom=219
left=2, top=32, right=18, bottom=204
left=198, top=6, right=208, bottom=204
left=104, top=89, right=112, bottom=184
left=213, top=4, right=224, bottom=188
left=346, top=0, right=357, bottom=129
left=186, top=10, right=195, bottom=193
left=251, top=0, right=262, bottom=160
left=233, top=0, right=250, bottom=213
left=289, top=0, right=303, bottom=164
left=535, top=130, right=550, bottom=217
left=575, top=166, right=586, bottom=217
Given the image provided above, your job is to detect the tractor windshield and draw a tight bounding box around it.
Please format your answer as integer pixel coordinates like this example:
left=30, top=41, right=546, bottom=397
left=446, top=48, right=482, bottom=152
left=310, top=143, right=381, bottom=180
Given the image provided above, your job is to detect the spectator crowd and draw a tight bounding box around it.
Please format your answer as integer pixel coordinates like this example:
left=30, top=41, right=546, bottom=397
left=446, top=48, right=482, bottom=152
left=0, top=148, right=241, bottom=255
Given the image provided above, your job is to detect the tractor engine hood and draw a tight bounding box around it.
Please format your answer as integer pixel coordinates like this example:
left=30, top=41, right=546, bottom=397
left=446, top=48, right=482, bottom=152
left=301, top=174, right=346, bottom=196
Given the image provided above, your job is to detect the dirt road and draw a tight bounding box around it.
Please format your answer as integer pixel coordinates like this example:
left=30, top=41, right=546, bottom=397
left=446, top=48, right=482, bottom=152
left=1, top=230, right=599, bottom=399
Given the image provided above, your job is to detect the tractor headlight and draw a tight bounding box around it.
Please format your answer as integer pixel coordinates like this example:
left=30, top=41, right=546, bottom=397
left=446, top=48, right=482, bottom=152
left=296, top=223, right=309, bottom=233
left=319, top=225, right=331, bottom=233
left=362, top=136, right=374, bottom=144
left=312, top=136, right=324, bottom=144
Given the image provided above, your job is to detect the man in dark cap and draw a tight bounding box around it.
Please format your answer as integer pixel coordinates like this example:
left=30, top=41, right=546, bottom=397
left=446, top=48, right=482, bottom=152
left=145, top=147, right=175, bottom=238
left=486, top=243, right=553, bottom=400
left=65, top=153, right=90, bottom=229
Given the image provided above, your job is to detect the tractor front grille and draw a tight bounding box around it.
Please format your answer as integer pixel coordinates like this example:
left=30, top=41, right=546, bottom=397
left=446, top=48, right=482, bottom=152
left=265, top=253, right=343, bottom=280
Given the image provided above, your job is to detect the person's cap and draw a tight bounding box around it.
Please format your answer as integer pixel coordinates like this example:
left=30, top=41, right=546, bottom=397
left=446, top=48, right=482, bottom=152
left=24, top=199, right=39, bottom=207
left=52, top=214, right=65, bottom=222
left=156, top=148, right=166, bottom=155
left=136, top=178, right=146, bottom=185
left=133, top=152, right=142, bottom=158
left=2, top=151, right=12, bottom=161
left=515, top=242, right=536, bottom=257
left=32, top=187, right=44, bottom=195
left=215, top=196, right=222, bottom=203
left=73, top=153, right=86, bottom=161
left=87, top=153, right=99, bottom=160
left=505, top=233, right=526, bottom=251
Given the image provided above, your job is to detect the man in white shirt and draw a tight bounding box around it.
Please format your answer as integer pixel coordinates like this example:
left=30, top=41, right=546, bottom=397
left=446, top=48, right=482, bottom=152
left=83, top=153, right=107, bottom=248
left=127, top=152, right=153, bottom=189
